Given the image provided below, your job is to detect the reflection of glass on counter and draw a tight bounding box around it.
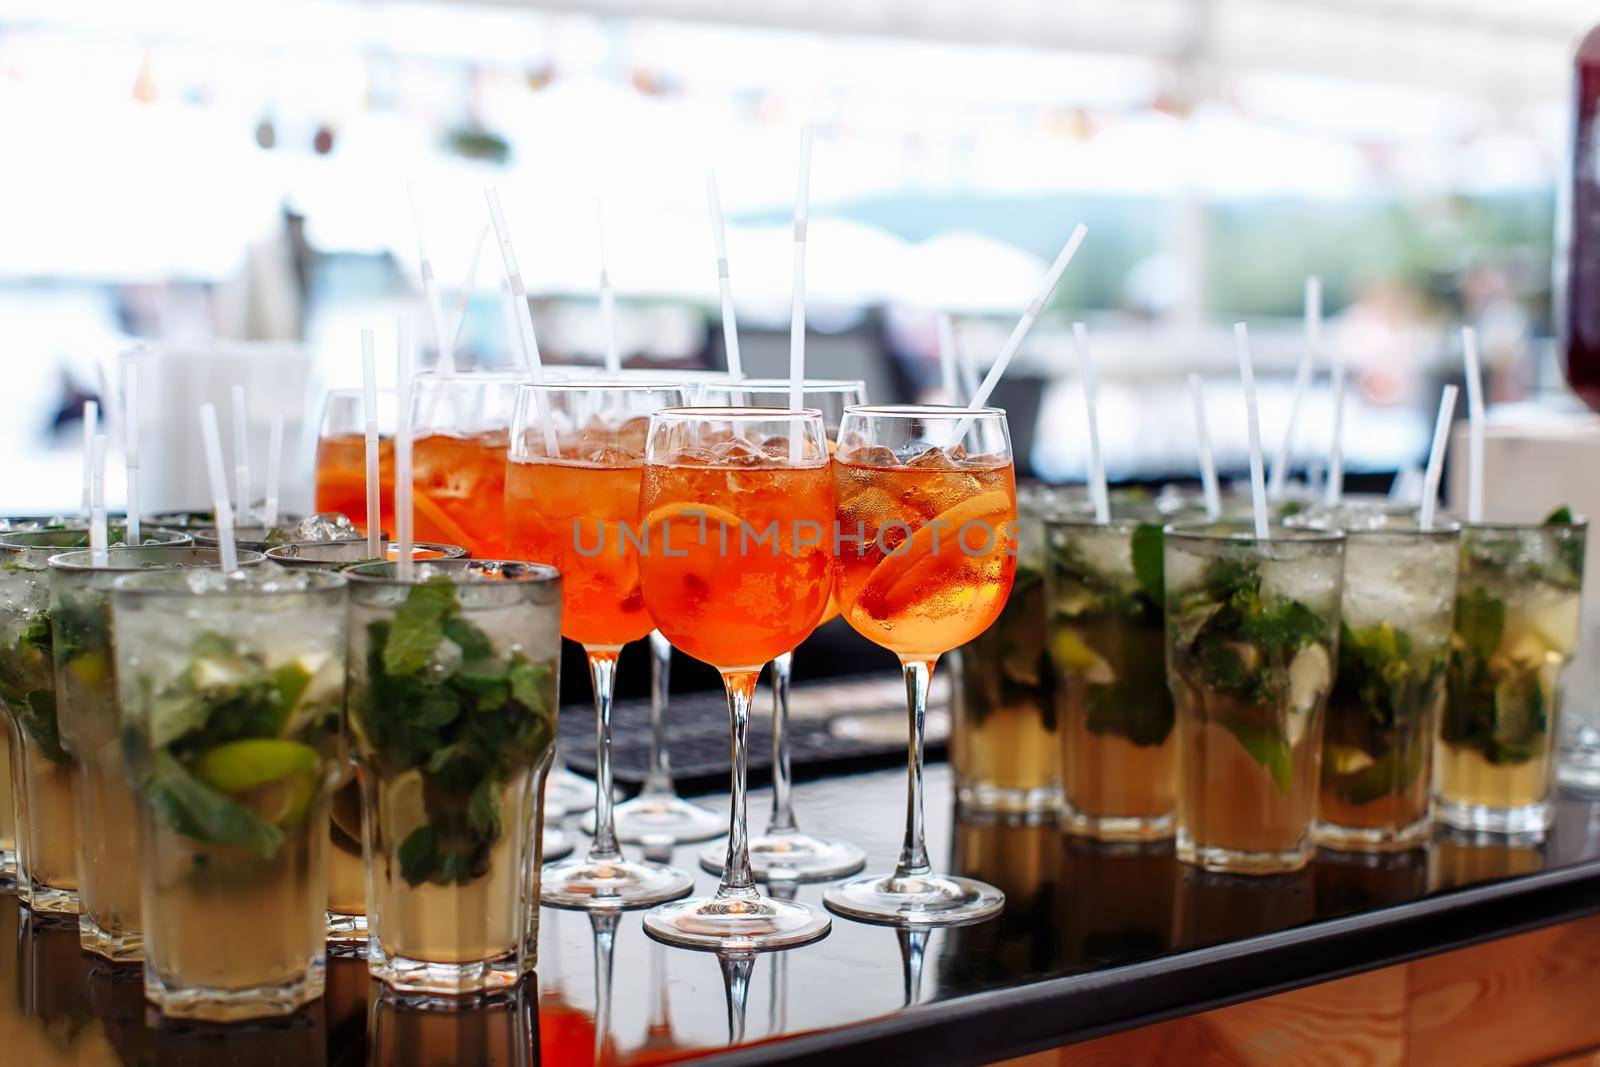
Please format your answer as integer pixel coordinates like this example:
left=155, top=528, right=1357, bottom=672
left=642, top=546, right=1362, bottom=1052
left=367, top=975, right=537, bottom=1067
left=1053, top=837, right=1177, bottom=970
left=1172, top=867, right=1315, bottom=949
left=1313, top=848, right=1428, bottom=915
left=950, top=486, right=1059, bottom=815
left=939, top=809, right=1062, bottom=986
left=19, top=906, right=94, bottom=1037
left=1427, top=827, right=1547, bottom=893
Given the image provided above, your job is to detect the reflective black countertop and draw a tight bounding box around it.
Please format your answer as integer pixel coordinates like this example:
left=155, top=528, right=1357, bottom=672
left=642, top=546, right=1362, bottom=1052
left=7, top=763, right=1600, bottom=1066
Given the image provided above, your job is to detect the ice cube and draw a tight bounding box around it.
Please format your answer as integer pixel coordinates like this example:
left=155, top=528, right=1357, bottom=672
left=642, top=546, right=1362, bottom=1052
left=838, top=445, right=897, bottom=468
left=904, top=446, right=958, bottom=469
left=711, top=437, right=766, bottom=466
left=668, top=447, right=720, bottom=467
left=582, top=443, right=641, bottom=467
left=615, top=416, right=651, bottom=455
left=287, top=513, right=360, bottom=543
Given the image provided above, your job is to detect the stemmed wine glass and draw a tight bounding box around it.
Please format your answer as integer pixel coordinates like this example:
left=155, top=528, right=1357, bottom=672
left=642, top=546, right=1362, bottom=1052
left=637, top=407, right=834, bottom=949
left=694, top=379, right=869, bottom=882
left=823, top=405, right=1016, bottom=925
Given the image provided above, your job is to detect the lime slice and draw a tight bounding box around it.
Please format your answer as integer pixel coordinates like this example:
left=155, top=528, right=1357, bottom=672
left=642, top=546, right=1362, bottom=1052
left=1050, top=628, right=1115, bottom=685
left=1325, top=743, right=1376, bottom=777
left=239, top=772, right=317, bottom=827
left=68, top=650, right=110, bottom=688
left=194, top=738, right=319, bottom=793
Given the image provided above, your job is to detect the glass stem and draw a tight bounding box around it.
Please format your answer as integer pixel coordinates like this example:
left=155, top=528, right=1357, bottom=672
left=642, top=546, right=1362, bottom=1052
left=640, top=630, right=676, bottom=799
left=586, top=649, right=622, bottom=862
left=895, top=656, right=939, bottom=880
left=717, top=669, right=761, bottom=897
left=767, top=652, right=798, bottom=834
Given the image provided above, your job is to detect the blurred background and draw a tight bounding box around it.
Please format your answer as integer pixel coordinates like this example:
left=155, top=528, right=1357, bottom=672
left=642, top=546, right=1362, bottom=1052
left=0, top=0, right=1592, bottom=512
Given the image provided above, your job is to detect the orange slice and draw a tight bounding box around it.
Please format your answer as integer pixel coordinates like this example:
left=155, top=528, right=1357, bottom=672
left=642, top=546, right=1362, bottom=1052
left=411, top=490, right=476, bottom=548
left=643, top=501, right=744, bottom=530
left=858, top=490, right=1013, bottom=609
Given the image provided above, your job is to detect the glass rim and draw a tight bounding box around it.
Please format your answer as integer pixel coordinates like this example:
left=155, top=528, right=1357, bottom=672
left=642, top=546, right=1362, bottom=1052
left=0, top=527, right=190, bottom=553
left=700, top=378, right=868, bottom=394
left=264, top=539, right=466, bottom=562
left=49, top=546, right=269, bottom=573
left=651, top=405, right=825, bottom=421
left=112, top=566, right=347, bottom=597
left=1164, top=518, right=1346, bottom=546
left=1467, top=517, right=1589, bottom=534
left=1303, top=518, right=1463, bottom=542
left=413, top=369, right=530, bottom=385
left=323, top=386, right=397, bottom=397
left=843, top=403, right=1004, bottom=419
left=515, top=380, right=693, bottom=396
left=1045, top=513, right=1162, bottom=535
left=341, top=557, right=561, bottom=587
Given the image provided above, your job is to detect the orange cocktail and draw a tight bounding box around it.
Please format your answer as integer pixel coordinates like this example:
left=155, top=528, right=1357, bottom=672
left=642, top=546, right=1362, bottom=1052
left=314, top=389, right=396, bottom=535
left=637, top=406, right=834, bottom=951
left=824, top=404, right=1017, bottom=928
left=413, top=430, right=508, bottom=557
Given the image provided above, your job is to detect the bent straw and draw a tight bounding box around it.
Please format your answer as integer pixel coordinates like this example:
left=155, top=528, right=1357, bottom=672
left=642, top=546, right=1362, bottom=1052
left=80, top=399, right=98, bottom=517
left=1419, top=385, right=1459, bottom=531
left=788, top=126, right=813, bottom=460
left=406, top=183, right=453, bottom=375
left=125, top=363, right=140, bottom=544
left=1461, top=326, right=1485, bottom=523
left=954, top=223, right=1089, bottom=444
left=1324, top=346, right=1347, bottom=507
left=90, top=434, right=108, bottom=564
left=361, top=330, right=381, bottom=559
left=1234, top=323, right=1270, bottom=540
left=1072, top=323, right=1109, bottom=524
left=232, top=385, right=250, bottom=521
left=705, top=170, right=744, bottom=382
left=264, top=413, right=284, bottom=531
left=1268, top=276, right=1320, bottom=499
left=937, top=313, right=959, bottom=403
left=1187, top=373, right=1222, bottom=520
left=597, top=201, right=621, bottom=375
left=395, top=318, right=416, bottom=581
left=447, top=224, right=490, bottom=359
left=198, top=403, right=238, bottom=571
left=484, top=187, right=560, bottom=457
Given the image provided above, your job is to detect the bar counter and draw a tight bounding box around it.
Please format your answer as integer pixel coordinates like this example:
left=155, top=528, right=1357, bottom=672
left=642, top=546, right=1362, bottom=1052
left=5, top=762, right=1600, bottom=1066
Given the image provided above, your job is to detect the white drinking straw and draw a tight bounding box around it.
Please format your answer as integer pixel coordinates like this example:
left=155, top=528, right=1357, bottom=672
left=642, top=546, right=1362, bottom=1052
left=1072, top=323, right=1110, bottom=524
left=89, top=434, right=108, bottom=564
left=1235, top=323, right=1270, bottom=540
left=787, top=126, right=813, bottom=460
left=361, top=330, right=381, bottom=559
left=263, top=413, right=284, bottom=530
left=500, top=278, right=526, bottom=368
left=1187, top=373, right=1222, bottom=520
left=1268, top=276, right=1320, bottom=500
left=406, top=183, right=453, bottom=376
left=954, top=223, right=1089, bottom=444
left=80, top=399, right=98, bottom=517
left=447, top=224, right=490, bottom=360
left=1324, top=347, right=1347, bottom=507
left=597, top=201, right=621, bottom=375
left=125, top=363, right=140, bottom=544
left=484, top=187, right=560, bottom=458
left=1461, top=325, right=1485, bottom=523
left=705, top=170, right=744, bottom=382
left=937, top=313, right=959, bottom=403
left=232, top=385, right=250, bottom=521
left=1419, top=385, right=1459, bottom=531
left=198, top=403, right=238, bottom=571
left=395, top=318, right=416, bottom=581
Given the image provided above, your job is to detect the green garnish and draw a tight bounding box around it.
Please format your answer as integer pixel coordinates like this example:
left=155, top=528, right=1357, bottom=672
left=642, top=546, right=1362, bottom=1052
left=1321, top=621, right=1444, bottom=805
left=358, top=580, right=556, bottom=887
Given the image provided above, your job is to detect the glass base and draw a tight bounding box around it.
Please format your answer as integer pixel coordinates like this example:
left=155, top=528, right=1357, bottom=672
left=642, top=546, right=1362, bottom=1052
left=1176, top=830, right=1312, bottom=874
left=699, top=830, right=866, bottom=884
left=1557, top=753, right=1600, bottom=794
left=145, top=959, right=325, bottom=1022
left=23, top=880, right=78, bottom=915
left=1, top=846, right=14, bottom=885
left=822, top=872, right=1004, bottom=927
left=543, top=825, right=575, bottom=862
left=327, top=911, right=367, bottom=944
left=368, top=942, right=521, bottom=997
left=1061, top=803, right=1174, bottom=843
left=548, top=766, right=599, bottom=814
left=956, top=782, right=1060, bottom=816
left=585, top=793, right=724, bottom=845
left=643, top=889, right=830, bottom=951
left=1315, top=815, right=1430, bottom=853
left=1435, top=796, right=1552, bottom=836
left=540, top=854, right=694, bottom=910
left=80, top=916, right=141, bottom=962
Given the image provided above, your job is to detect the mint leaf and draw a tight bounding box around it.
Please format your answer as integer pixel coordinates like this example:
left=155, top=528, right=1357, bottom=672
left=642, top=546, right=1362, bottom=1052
left=398, top=825, right=438, bottom=884
left=21, top=613, right=51, bottom=656
left=1545, top=505, right=1575, bottom=525
left=442, top=617, right=493, bottom=661
left=384, top=582, right=455, bottom=676
left=20, top=688, right=68, bottom=764
left=1222, top=719, right=1293, bottom=794
left=468, top=775, right=501, bottom=837
left=1455, top=587, right=1505, bottom=658
left=144, top=752, right=285, bottom=859
left=1131, top=523, right=1165, bottom=603
left=508, top=658, right=550, bottom=714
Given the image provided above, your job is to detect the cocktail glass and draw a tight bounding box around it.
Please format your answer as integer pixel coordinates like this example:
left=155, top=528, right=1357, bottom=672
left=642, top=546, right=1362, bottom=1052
left=1289, top=502, right=1460, bottom=851
left=315, top=387, right=397, bottom=536
left=410, top=370, right=524, bottom=558
left=1045, top=505, right=1177, bottom=840
left=823, top=404, right=1016, bottom=926
left=114, top=565, right=348, bottom=1020
left=952, top=484, right=1059, bottom=817
left=637, top=406, right=835, bottom=949
left=0, top=525, right=191, bottom=916
left=694, top=378, right=869, bottom=881
left=50, top=545, right=267, bottom=961
left=505, top=382, right=696, bottom=909
left=1436, top=514, right=1587, bottom=834
left=266, top=541, right=467, bottom=568
left=345, top=559, right=561, bottom=995
left=1165, top=521, right=1344, bottom=874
